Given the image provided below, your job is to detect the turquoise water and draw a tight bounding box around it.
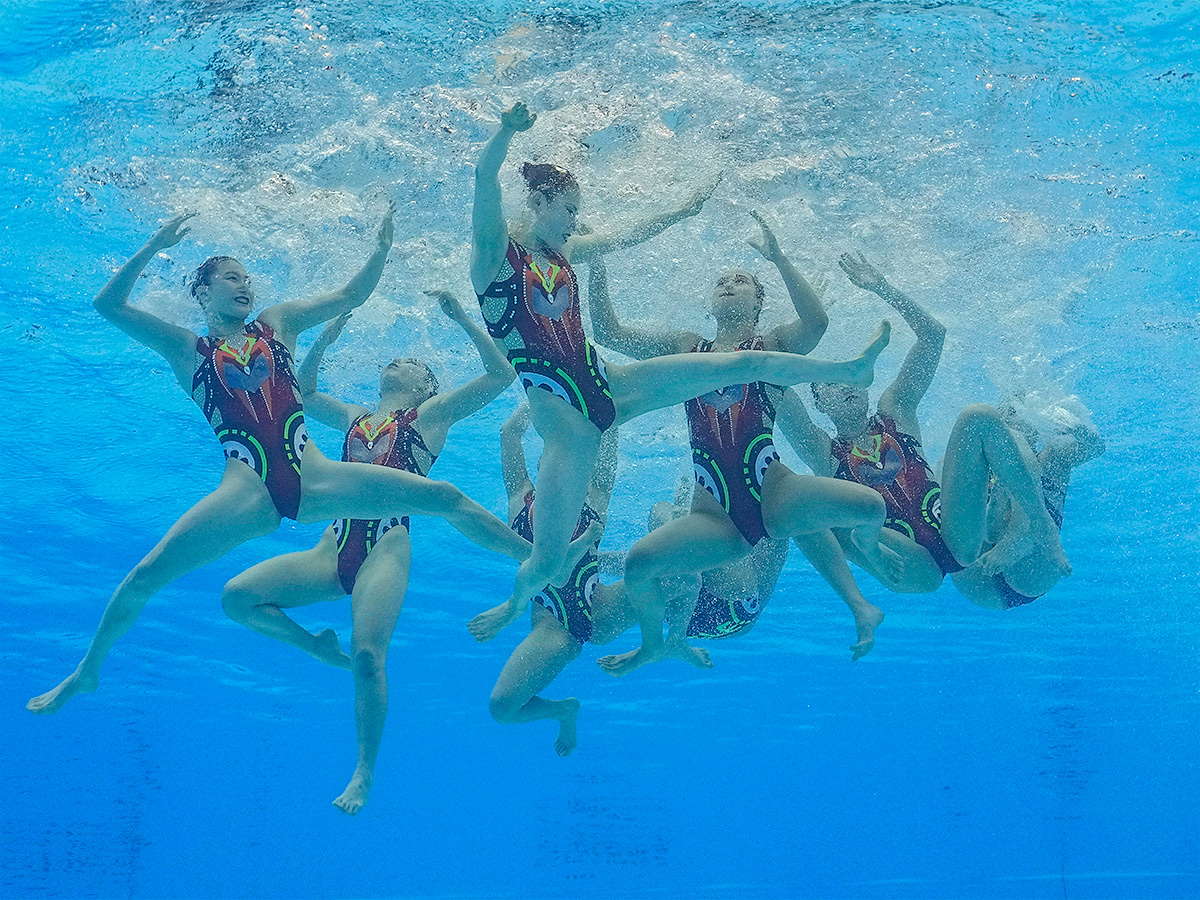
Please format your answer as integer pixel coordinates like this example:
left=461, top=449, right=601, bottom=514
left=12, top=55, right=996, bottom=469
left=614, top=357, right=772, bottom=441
left=2, top=1, right=1198, bottom=897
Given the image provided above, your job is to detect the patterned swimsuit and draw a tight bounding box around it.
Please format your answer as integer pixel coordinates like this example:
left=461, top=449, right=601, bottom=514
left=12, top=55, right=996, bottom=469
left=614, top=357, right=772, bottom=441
left=830, top=413, right=962, bottom=575
left=192, top=320, right=307, bottom=519
left=511, top=490, right=601, bottom=644
left=477, top=238, right=616, bottom=431
left=333, top=408, right=436, bottom=594
left=686, top=337, right=782, bottom=546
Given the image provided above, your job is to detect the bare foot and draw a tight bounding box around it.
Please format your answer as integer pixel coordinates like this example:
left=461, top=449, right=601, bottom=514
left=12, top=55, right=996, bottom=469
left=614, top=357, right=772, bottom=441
left=467, top=598, right=525, bottom=643
left=511, top=556, right=556, bottom=609
left=596, top=643, right=667, bottom=677
left=979, top=527, right=1034, bottom=576
left=1031, top=521, right=1072, bottom=577
left=851, top=526, right=905, bottom=584
left=314, top=629, right=352, bottom=670
left=555, top=698, right=580, bottom=757
left=333, top=766, right=372, bottom=816
left=27, top=664, right=98, bottom=714
left=844, top=320, right=891, bottom=388
left=666, top=639, right=713, bottom=670
left=850, top=603, right=885, bottom=661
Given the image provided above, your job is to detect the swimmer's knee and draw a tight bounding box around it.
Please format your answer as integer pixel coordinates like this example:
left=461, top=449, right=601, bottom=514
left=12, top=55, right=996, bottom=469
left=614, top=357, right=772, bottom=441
left=623, top=545, right=656, bottom=587
left=955, top=403, right=1003, bottom=433
left=426, top=479, right=465, bottom=514
left=124, top=558, right=170, bottom=600
left=220, top=578, right=256, bottom=621
left=488, top=692, right=518, bottom=724
left=351, top=647, right=386, bottom=682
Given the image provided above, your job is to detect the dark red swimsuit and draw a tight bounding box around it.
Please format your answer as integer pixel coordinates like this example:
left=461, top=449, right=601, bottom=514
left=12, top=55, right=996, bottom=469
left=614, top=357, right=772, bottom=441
left=477, top=238, right=616, bottom=431
left=685, top=337, right=781, bottom=546
left=512, top=490, right=601, bottom=645
left=192, top=320, right=307, bottom=519
left=830, top=413, right=963, bottom=575
left=333, top=408, right=436, bottom=594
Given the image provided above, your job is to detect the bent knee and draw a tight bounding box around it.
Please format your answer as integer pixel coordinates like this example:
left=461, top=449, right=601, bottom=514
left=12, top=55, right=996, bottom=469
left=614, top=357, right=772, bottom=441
left=488, top=693, right=518, bottom=724
left=220, top=579, right=258, bottom=620
left=623, top=541, right=671, bottom=587
left=955, top=403, right=1003, bottom=433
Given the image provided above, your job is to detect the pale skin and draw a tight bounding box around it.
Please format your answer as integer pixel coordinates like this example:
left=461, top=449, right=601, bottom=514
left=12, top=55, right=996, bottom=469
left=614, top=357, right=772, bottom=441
left=27, top=209, right=537, bottom=716
left=470, top=102, right=891, bottom=638
left=588, top=214, right=893, bottom=675
left=219, top=290, right=514, bottom=815
left=774, top=252, right=1073, bottom=598
left=948, top=411, right=1103, bottom=608
left=472, top=404, right=624, bottom=756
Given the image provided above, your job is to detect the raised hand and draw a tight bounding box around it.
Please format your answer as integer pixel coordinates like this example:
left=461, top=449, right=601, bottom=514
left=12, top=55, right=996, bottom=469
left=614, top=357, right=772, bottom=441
left=500, top=102, right=536, bottom=132
left=425, top=289, right=468, bottom=325
left=148, top=212, right=195, bottom=251
left=838, top=251, right=887, bottom=293
left=747, top=209, right=781, bottom=261
left=679, top=172, right=722, bottom=218
left=317, top=311, right=352, bottom=346
left=376, top=200, right=396, bottom=250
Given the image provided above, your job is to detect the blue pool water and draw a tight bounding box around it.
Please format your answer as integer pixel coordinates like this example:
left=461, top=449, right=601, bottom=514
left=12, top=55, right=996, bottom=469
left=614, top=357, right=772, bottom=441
left=2, top=1, right=1197, bottom=897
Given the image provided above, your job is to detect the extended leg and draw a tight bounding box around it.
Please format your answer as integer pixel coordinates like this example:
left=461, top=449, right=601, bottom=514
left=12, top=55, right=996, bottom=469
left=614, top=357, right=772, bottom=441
left=334, top=527, right=411, bottom=816
left=610, top=322, right=890, bottom=424
left=28, top=461, right=280, bottom=714
left=297, top=444, right=531, bottom=563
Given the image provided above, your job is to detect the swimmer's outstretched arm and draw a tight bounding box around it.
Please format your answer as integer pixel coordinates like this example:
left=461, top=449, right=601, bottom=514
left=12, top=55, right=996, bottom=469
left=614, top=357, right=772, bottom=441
left=774, top=388, right=834, bottom=476
left=568, top=173, right=721, bottom=260
left=265, top=203, right=396, bottom=341
left=587, top=256, right=694, bottom=359
left=840, top=252, right=945, bottom=424
left=295, top=312, right=368, bottom=432
left=750, top=211, right=829, bottom=354
left=417, top=290, right=516, bottom=446
left=93, top=213, right=199, bottom=388
left=471, top=103, right=535, bottom=295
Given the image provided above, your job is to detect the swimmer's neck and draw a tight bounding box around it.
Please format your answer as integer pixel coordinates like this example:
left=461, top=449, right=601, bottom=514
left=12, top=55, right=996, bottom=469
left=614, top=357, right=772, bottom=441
left=378, top=389, right=427, bottom=414
left=713, top=318, right=759, bottom=347
left=832, top=416, right=872, bottom=444
left=516, top=223, right=566, bottom=259
left=204, top=311, right=250, bottom=340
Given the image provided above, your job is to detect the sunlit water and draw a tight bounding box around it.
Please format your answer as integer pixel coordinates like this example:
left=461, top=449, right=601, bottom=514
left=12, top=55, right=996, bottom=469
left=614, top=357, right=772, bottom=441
left=2, top=1, right=1197, bottom=898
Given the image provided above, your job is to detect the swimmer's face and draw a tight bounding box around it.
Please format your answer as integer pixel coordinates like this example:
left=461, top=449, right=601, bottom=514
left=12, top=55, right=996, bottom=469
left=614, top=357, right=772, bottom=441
left=711, top=270, right=763, bottom=324
left=381, top=357, right=437, bottom=402
left=529, top=187, right=581, bottom=250
left=198, top=260, right=254, bottom=318
left=812, top=383, right=869, bottom=428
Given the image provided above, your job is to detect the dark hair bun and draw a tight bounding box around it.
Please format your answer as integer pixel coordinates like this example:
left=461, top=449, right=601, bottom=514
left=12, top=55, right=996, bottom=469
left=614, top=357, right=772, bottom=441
left=520, top=162, right=578, bottom=199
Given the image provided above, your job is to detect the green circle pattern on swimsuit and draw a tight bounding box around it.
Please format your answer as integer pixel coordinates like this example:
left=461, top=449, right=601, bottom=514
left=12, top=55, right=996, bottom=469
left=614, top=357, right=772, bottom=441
left=4, top=1, right=1197, bottom=898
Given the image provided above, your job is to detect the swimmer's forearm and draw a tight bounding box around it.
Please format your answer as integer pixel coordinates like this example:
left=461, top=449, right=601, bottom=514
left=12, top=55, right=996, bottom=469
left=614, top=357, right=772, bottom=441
left=296, top=342, right=327, bottom=397
left=340, top=239, right=391, bottom=308
left=476, top=124, right=517, bottom=182
left=871, top=281, right=945, bottom=345
left=94, top=238, right=161, bottom=315
left=773, top=252, right=828, bottom=352
left=460, top=311, right=512, bottom=377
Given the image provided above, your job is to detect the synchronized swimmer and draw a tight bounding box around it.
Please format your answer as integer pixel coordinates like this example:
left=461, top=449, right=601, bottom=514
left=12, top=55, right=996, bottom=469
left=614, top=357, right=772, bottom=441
left=27, top=102, right=1102, bottom=817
